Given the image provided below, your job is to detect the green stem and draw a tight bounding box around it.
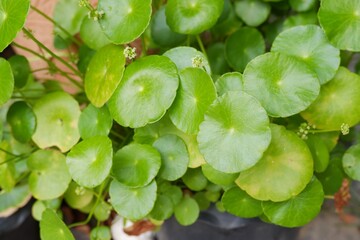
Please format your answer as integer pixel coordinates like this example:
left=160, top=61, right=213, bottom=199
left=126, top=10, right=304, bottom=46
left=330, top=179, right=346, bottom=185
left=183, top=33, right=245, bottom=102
left=12, top=42, right=83, bottom=89
left=196, top=34, right=207, bottom=59
left=324, top=195, right=334, bottom=199
left=110, top=130, right=126, bottom=141
left=68, top=180, right=107, bottom=228
left=186, top=35, right=191, bottom=46
left=22, top=28, right=83, bottom=78
left=309, top=129, right=340, bottom=134
left=0, top=148, right=19, bottom=157
left=30, top=6, right=82, bottom=47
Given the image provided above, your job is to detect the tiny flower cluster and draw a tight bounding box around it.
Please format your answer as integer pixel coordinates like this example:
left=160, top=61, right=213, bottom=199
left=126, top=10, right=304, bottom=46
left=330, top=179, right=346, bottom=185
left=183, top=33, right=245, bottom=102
left=297, top=122, right=316, bottom=140
left=191, top=55, right=204, bottom=68
left=123, top=46, right=137, bottom=60
left=88, top=9, right=105, bottom=21
left=340, top=123, right=350, bottom=135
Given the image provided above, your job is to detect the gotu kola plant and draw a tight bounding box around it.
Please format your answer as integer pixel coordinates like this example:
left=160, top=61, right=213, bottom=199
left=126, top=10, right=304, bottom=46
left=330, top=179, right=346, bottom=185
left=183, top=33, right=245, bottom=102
left=1, top=0, right=360, bottom=239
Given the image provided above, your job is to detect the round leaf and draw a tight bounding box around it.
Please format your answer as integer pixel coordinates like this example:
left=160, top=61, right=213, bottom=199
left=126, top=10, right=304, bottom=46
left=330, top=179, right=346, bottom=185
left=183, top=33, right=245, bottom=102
left=262, top=178, right=324, bottom=227
left=206, top=43, right=230, bottom=75
left=215, top=72, right=243, bottom=96
left=163, top=46, right=211, bottom=73
left=0, top=0, right=30, bottom=51
left=289, top=0, right=317, bottom=12
left=0, top=58, right=14, bottom=106
left=94, top=200, right=112, bottom=221
left=182, top=168, right=208, bottom=191
left=80, top=17, right=111, bottom=50
left=64, top=181, right=93, bottom=209
left=243, top=52, right=320, bottom=117
left=174, top=195, right=199, bottom=226
left=301, top=67, right=360, bottom=130
left=342, top=144, right=360, bottom=180
left=237, top=124, right=314, bottom=202
left=271, top=25, right=340, bottom=85
left=149, top=194, right=174, bottom=221
left=78, top=104, right=112, bottom=139
left=165, top=0, right=224, bottom=34
left=32, top=92, right=81, bottom=152
left=0, top=184, right=30, bottom=216
left=108, top=55, right=179, bottom=128
left=198, top=91, right=271, bottom=173
left=283, top=12, right=318, bottom=31
left=28, top=150, right=71, bottom=200
left=222, top=187, right=263, bottom=218
left=201, top=164, right=238, bottom=186
left=66, top=136, right=113, bottom=188
left=85, top=44, right=125, bottom=108
left=112, top=143, right=161, bottom=188
left=109, top=180, right=157, bottom=220
left=153, top=135, right=189, bottom=181
left=318, top=0, right=360, bottom=51
left=98, top=0, right=152, bottom=44
left=40, top=209, right=75, bottom=240
left=169, top=68, right=216, bottom=134
left=225, top=27, right=265, bottom=72
left=6, top=101, right=36, bottom=143
left=90, top=226, right=111, bottom=240
left=234, top=0, right=270, bottom=27
left=8, top=55, right=30, bottom=88
left=306, top=135, right=330, bottom=173
left=151, top=6, right=187, bottom=47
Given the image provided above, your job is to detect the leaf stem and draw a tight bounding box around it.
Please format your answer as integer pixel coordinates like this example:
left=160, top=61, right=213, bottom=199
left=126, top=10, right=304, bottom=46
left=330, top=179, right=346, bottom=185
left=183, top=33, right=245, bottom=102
left=22, top=28, right=83, bottom=78
left=68, top=180, right=107, bottom=228
left=195, top=35, right=207, bottom=59
left=30, top=6, right=82, bottom=47
left=324, top=195, right=335, bottom=199
left=110, top=130, right=126, bottom=141
left=0, top=148, right=19, bottom=157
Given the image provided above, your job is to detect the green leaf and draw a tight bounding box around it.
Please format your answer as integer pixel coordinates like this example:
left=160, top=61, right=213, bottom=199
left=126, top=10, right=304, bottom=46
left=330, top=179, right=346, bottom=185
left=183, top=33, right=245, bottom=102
left=149, top=194, right=174, bottom=221
left=32, top=92, right=81, bottom=152
left=222, top=186, right=263, bottom=218
left=182, top=168, right=208, bottom=191
left=158, top=182, right=183, bottom=206
left=108, top=55, right=179, bottom=128
left=0, top=0, right=30, bottom=52
left=234, top=0, right=270, bottom=27
left=66, top=136, right=113, bottom=188
left=153, top=134, right=189, bottom=181
left=174, top=195, right=199, bottom=226
left=8, top=55, right=30, bottom=88
left=198, top=91, right=271, bottom=173
left=169, top=68, right=216, bottom=134
left=0, top=58, right=14, bottom=106
left=90, top=226, right=111, bottom=240
left=40, top=209, right=75, bottom=240
left=206, top=43, right=230, bottom=76
left=201, top=164, right=238, bottom=186
left=32, top=199, right=62, bottom=221
left=94, top=200, right=112, bottom=221
left=306, top=135, right=330, bottom=173
left=53, top=0, right=87, bottom=42
left=243, top=52, right=320, bottom=117
left=283, top=11, right=318, bottom=31
left=98, top=0, right=152, bottom=44
left=112, top=143, right=160, bottom=188
left=215, top=72, right=243, bottom=96
left=0, top=141, right=16, bottom=192
left=262, top=178, right=324, bottom=227
left=193, top=192, right=211, bottom=210
left=301, top=67, right=360, bottom=130
left=28, top=150, right=71, bottom=200
left=6, top=101, right=36, bottom=143
left=64, top=181, right=93, bottom=209
left=165, top=0, right=224, bottom=34
left=134, top=116, right=206, bottom=168
left=78, top=104, right=112, bottom=139
left=0, top=184, right=29, bottom=217
left=225, top=27, right=265, bottom=72
left=163, top=46, right=211, bottom=74
left=342, top=144, right=360, bottom=181
left=109, top=180, right=157, bottom=220
left=318, top=0, right=360, bottom=51
left=317, top=156, right=345, bottom=195
left=80, top=17, right=111, bottom=50
left=237, top=124, right=313, bottom=202
left=77, top=45, right=96, bottom=74
left=151, top=6, right=187, bottom=47
left=85, top=44, right=125, bottom=108
left=271, top=25, right=340, bottom=85
left=289, top=0, right=317, bottom=12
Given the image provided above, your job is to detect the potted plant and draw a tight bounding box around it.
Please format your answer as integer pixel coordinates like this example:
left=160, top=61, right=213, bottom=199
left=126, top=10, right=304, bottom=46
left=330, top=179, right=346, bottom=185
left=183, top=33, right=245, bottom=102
left=1, top=0, right=360, bottom=239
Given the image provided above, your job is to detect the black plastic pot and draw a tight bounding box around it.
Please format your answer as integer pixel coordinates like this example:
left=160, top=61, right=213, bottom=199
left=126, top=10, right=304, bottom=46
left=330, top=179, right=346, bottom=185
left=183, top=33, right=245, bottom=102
left=156, top=206, right=299, bottom=240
